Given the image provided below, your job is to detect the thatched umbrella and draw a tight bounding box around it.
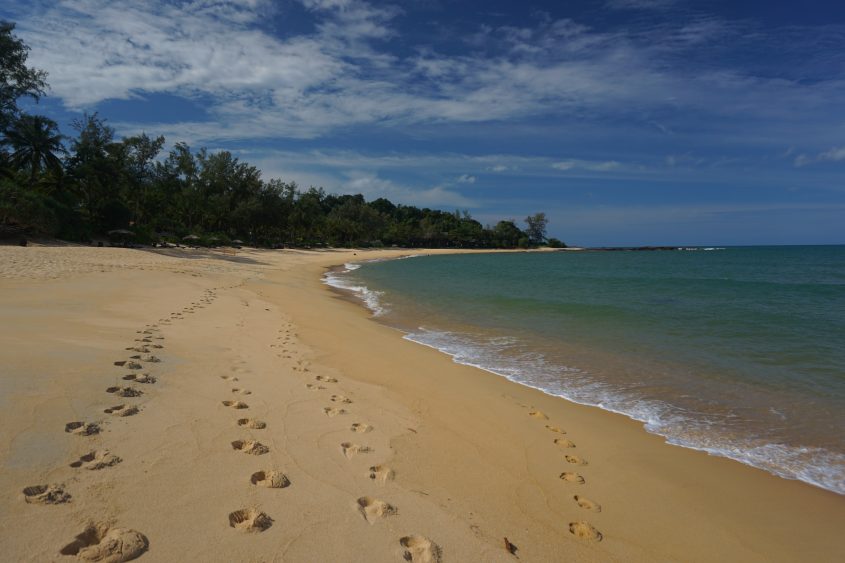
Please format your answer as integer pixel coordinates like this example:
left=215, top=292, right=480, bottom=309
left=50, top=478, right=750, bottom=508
left=183, top=234, right=201, bottom=241
left=231, top=239, right=244, bottom=245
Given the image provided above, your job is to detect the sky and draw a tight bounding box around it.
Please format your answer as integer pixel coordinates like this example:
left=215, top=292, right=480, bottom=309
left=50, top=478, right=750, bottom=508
left=3, top=0, right=845, bottom=246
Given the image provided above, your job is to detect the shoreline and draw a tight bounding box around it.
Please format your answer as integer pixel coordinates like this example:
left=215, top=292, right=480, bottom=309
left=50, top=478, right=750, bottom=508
left=325, top=254, right=845, bottom=496
left=275, top=249, right=845, bottom=560
left=0, top=246, right=843, bottom=561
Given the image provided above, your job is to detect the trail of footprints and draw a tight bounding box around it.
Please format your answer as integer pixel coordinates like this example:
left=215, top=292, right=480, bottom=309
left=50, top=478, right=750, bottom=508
left=527, top=408, right=604, bottom=542
left=28, top=287, right=448, bottom=560
left=23, top=287, right=223, bottom=561
left=273, top=320, right=436, bottom=561
left=221, top=337, right=291, bottom=540
left=302, top=366, right=441, bottom=561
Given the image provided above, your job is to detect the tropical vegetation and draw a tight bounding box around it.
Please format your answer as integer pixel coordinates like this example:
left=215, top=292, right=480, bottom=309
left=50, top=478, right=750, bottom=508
left=0, top=22, right=559, bottom=249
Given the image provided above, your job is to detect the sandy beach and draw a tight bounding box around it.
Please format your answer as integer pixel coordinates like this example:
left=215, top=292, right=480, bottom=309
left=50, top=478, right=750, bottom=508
left=1, top=245, right=843, bottom=562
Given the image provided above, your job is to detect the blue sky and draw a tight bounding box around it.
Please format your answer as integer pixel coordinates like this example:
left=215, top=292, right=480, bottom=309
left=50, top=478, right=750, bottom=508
left=4, top=0, right=845, bottom=245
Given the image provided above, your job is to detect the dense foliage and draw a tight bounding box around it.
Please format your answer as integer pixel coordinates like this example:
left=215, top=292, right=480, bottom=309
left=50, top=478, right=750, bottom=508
left=0, top=22, right=558, bottom=249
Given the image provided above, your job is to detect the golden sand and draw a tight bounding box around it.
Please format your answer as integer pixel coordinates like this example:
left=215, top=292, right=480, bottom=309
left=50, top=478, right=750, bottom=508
left=0, top=245, right=843, bottom=562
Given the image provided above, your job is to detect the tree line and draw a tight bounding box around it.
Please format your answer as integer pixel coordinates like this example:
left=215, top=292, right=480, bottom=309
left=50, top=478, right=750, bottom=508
left=0, top=22, right=563, bottom=249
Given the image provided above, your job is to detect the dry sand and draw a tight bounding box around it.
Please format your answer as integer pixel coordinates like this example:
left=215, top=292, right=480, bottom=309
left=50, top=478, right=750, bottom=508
left=0, top=244, right=843, bottom=562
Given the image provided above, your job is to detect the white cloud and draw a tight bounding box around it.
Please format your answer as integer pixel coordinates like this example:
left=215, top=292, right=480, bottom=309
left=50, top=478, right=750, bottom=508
left=230, top=148, right=642, bottom=183
left=794, top=146, right=845, bottom=167
left=341, top=172, right=476, bottom=208
left=11, top=0, right=845, bottom=150
left=552, top=159, right=620, bottom=172
left=819, top=146, right=845, bottom=162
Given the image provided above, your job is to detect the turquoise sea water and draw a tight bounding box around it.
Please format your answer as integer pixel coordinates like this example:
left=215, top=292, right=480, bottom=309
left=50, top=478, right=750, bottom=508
left=325, top=246, right=845, bottom=494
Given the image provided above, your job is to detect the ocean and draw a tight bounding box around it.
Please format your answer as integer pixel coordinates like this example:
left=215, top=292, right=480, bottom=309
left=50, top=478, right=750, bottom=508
left=324, top=246, right=845, bottom=494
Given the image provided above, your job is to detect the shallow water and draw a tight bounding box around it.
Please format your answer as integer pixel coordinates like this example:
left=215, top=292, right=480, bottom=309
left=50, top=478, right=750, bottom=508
left=327, top=246, right=845, bottom=494
left=325, top=246, right=845, bottom=494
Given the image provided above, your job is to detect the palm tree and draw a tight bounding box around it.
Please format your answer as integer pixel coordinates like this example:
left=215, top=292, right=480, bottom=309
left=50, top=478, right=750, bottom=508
left=3, top=114, right=64, bottom=185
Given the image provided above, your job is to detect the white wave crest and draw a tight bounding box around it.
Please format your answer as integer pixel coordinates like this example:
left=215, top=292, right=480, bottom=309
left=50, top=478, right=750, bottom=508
left=402, top=327, right=845, bottom=495
left=322, top=263, right=387, bottom=316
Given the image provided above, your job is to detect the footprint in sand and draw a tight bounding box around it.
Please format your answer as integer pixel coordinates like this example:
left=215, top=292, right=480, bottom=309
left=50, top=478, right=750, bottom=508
left=122, top=373, right=156, bottom=384
left=357, top=497, right=397, bottom=523
left=554, top=438, right=576, bottom=448
left=65, top=422, right=100, bottom=436
left=231, top=440, right=269, bottom=455
left=114, top=360, right=143, bottom=370
left=351, top=423, right=373, bottom=433
left=104, top=404, right=140, bottom=417
left=231, top=388, right=252, bottom=395
left=331, top=395, right=352, bottom=404
left=400, top=535, right=441, bottom=563
left=250, top=470, right=290, bottom=488
left=60, top=523, right=148, bottom=561
left=529, top=410, right=548, bottom=420
left=23, top=484, right=71, bottom=504
left=368, top=465, right=395, bottom=483
left=222, top=400, right=249, bottom=409
left=106, top=386, right=143, bottom=398
left=569, top=521, right=603, bottom=542
left=130, top=354, right=160, bottom=363
left=565, top=454, right=588, bottom=465
left=237, top=418, right=266, bottom=429
left=220, top=375, right=239, bottom=382
left=340, top=442, right=372, bottom=458
left=125, top=346, right=150, bottom=353
left=70, top=450, right=122, bottom=470
left=324, top=407, right=347, bottom=417
left=305, top=384, right=325, bottom=391
left=316, top=375, right=338, bottom=383
left=559, top=472, right=586, bottom=484
left=573, top=495, right=601, bottom=512
left=228, top=508, right=273, bottom=532
left=546, top=425, right=565, bottom=434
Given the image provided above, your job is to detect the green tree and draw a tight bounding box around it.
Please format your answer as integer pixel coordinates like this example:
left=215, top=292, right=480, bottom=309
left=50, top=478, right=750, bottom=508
left=524, top=212, right=548, bottom=245
left=492, top=220, right=524, bottom=247
left=122, top=133, right=165, bottom=224
left=65, top=113, right=128, bottom=230
left=0, top=21, right=48, bottom=129
left=3, top=113, right=64, bottom=184
left=326, top=196, right=385, bottom=246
